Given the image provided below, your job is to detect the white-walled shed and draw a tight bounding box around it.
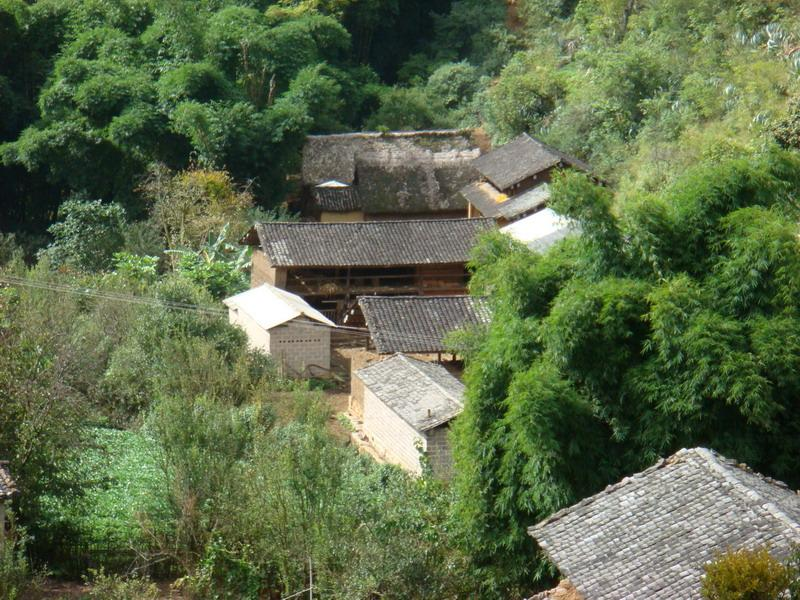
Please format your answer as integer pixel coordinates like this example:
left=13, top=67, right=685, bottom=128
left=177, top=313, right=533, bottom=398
left=223, top=284, right=335, bottom=376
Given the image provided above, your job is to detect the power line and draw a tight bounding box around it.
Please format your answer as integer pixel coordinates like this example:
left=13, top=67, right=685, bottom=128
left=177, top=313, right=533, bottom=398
left=0, top=275, right=473, bottom=347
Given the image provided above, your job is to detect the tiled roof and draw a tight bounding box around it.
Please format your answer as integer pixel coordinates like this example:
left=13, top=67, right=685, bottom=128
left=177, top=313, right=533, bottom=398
left=461, top=182, right=551, bottom=220
left=473, top=134, right=590, bottom=191
left=355, top=353, right=464, bottom=431
left=359, top=295, right=491, bottom=354
left=529, top=448, right=800, bottom=600
left=302, top=130, right=481, bottom=214
left=312, top=185, right=361, bottom=212
left=0, top=463, right=16, bottom=501
left=253, top=218, right=494, bottom=268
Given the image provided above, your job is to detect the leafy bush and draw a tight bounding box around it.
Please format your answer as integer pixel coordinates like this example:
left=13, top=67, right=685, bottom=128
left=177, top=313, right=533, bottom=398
left=701, top=547, right=795, bottom=600
left=112, top=252, right=159, bottom=285
left=83, top=569, right=159, bottom=600
left=39, top=198, right=127, bottom=272
left=0, top=532, right=38, bottom=600
left=426, top=61, right=481, bottom=110
left=184, top=539, right=263, bottom=600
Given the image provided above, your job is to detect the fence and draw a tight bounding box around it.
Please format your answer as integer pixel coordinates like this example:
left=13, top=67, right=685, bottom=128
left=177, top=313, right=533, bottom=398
left=29, top=538, right=177, bottom=580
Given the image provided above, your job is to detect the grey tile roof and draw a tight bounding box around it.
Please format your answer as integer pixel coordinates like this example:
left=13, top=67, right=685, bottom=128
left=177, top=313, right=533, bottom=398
left=461, top=182, right=551, bottom=220
left=359, top=295, right=491, bottom=354
left=302, top=130, right=481, bottom=214
left=355, top=353, right=464, bottom=431
left=473, top=134, right=590, bottom=191
left=529, top=448, right=800, bottom=600
left=0, top=463, right=16, bottom=501
left=312, top=185, right=361, bottom=212
left=254, top=218, right=494, bottom=268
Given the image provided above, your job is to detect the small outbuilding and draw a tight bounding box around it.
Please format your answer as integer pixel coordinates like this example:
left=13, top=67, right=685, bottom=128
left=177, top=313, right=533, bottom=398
left=355, top=353, right=464, bottom=478
left=462, top=133, right=592, bottom=225
left=0, top=463, right=16, bottom=538
left=223, top=284, right=335, bottom=377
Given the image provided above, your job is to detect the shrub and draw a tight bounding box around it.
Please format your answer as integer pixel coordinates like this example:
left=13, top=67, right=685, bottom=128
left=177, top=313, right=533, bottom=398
left=0, top=533, right=36, bottom=600
left=84, top=568, right=160, bottom=600
left=39, top=197, right=127, bottom=272
left=701, top=547, right=793, bottom=600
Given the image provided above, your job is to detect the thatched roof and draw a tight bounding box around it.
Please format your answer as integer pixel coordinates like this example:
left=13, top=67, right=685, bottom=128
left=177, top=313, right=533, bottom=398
left=302, top=130, right=482, bottom=214
left=529, top=447, right=800, bottom=600
left=473, top=134, right=590, bottom=191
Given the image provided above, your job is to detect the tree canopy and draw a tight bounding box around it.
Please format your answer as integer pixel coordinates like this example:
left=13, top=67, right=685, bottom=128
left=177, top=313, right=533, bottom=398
left=453, top=148, right=800, bottom=596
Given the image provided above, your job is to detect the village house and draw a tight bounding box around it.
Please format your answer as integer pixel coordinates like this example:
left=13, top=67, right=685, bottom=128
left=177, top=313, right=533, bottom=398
left=461, top=133, right=590, bottom=225
left=223, top=283, right=335, bottom=377
left=528, top=447, right=800, bottom=600
left=296, top=130, right=486, bottom=222
left=358, top=295, right=490, bottom=356
left=354, top=353, right=464, bottom=479
left=242, top=218, right=495, bottom=323
left=0, top=463, right=16, bottom=538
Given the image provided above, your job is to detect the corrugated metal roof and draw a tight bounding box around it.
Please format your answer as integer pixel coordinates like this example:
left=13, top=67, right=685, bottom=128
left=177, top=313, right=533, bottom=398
left=462, top=182, right=551, bottom=220
left=223, top=284, right=335, bottom=331
left=501, top=208, right=578, bottom=252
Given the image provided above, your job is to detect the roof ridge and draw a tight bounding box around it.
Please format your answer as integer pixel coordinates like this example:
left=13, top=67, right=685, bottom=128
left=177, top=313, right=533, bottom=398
left=692, top=448, right=800, bottom=542
left=398, top=354, right=464, bottom=407
left=307, top=129, right=474, bottom=140
left=361, top=294, right=479, bottom=300
left=257, top=217, right=493, bottom=226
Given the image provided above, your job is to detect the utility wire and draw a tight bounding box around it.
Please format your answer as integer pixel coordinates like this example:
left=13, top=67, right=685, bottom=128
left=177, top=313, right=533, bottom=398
left=0, top=276, right=475, bottom=347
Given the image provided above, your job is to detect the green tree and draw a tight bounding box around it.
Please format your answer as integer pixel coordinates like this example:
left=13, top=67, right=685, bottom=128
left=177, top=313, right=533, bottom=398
left=453, top=149, right=800, bottom=597
left=40, top=198, right=126, bottom=272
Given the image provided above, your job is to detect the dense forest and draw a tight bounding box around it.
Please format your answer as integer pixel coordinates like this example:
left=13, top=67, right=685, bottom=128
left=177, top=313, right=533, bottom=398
left=4, top=0, right=800, bottom=598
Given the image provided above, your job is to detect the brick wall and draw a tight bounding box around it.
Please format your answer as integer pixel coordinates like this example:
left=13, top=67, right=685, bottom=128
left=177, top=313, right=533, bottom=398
left=362, top=384, right=425, bottom=474
left=228, top=307, right=272, bottom=354
left=270, top=319, right=331, bottom=377
left=425, top=424, right=455, bottom=480
left=348, top=350, right=382, bottom=418
left=251, top=250, right=287, bottom=288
